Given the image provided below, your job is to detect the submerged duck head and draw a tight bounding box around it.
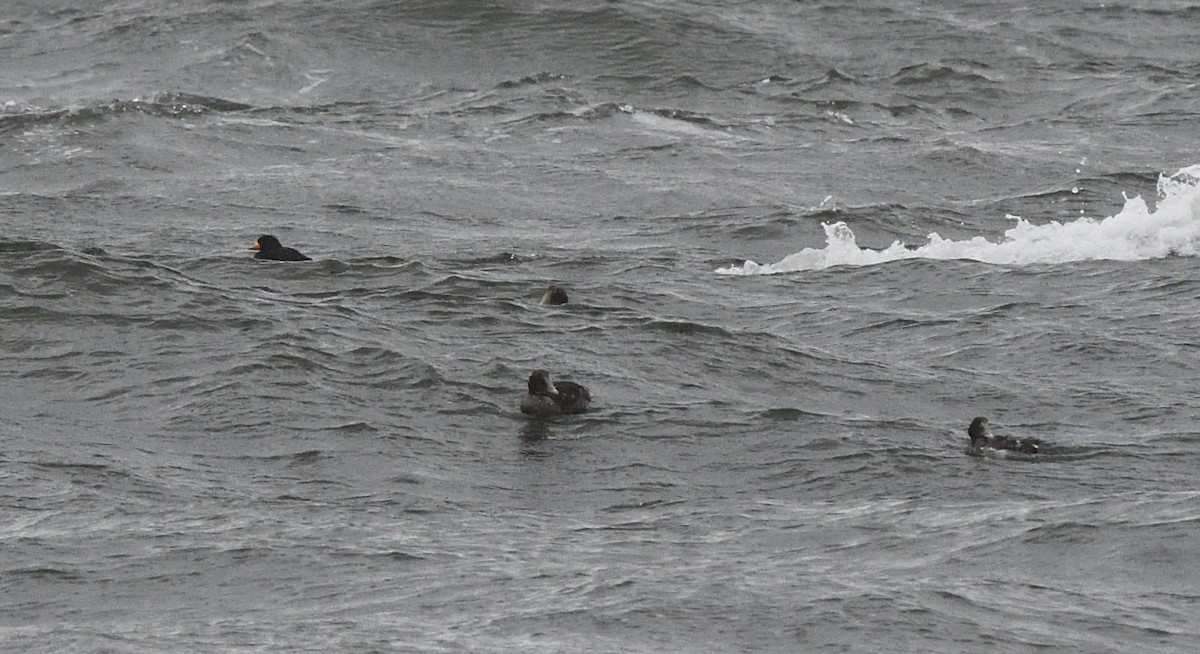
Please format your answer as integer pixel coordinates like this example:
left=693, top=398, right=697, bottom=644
left=541, top=285, right=569, bottom=305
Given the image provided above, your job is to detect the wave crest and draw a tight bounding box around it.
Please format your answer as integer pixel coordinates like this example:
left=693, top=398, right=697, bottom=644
left=717, top=165, right=1200, bottom=274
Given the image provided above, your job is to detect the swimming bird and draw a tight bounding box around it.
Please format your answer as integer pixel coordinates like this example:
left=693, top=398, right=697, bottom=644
left=541, top=284, right=569, bottom=305
left=520, top=369, right=591, bottom=416
left=968, top=416, right=1040, bottom=454
left=251, top=235, right=311, bottom=261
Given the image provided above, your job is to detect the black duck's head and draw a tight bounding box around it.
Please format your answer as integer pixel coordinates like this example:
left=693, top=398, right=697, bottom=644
left=528, top=369, right=555, bottom=396
left=251, top=235, right=282, bottom=251
left=541, top=285, right=569, bottom=305
left=967, top=416, right=991, bottom=446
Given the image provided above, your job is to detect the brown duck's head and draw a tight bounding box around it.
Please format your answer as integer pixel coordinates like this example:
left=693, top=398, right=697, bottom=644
left=967, top=416, right=991, bottom=446
left=541, top=285, right=569, bottom=305
left=528, top=369, right=556, bottom=396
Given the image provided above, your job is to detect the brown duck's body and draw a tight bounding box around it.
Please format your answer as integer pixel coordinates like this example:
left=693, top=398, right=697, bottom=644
left=968, top=416, right=1041, bottom=454
left=520, top=369, right=591, bottom=416
left=541, top=285, right=569, bottom=305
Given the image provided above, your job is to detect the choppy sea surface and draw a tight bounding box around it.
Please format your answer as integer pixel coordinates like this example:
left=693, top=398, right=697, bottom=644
left=2, top=1, right=1199, bottom=652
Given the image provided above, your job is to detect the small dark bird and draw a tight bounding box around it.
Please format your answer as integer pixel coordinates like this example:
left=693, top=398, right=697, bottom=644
left=968, top=416, right=1041, bottom=454
left=541, top=284, right=569, bottom=305
left=250, top=235, right=311, bottom=261
left=520, top=369, right=591, bottom=416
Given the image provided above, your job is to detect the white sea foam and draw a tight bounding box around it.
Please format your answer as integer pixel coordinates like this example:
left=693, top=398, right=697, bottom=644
left=716, top=165, right=1200, bottom=274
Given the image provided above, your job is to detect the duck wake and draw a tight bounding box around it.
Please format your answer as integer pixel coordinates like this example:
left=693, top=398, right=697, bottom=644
left=717, top=165, right=1200, bottom=274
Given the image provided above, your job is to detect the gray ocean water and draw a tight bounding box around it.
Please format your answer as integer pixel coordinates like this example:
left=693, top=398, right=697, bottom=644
left=3, top=1, right=1199, bottom=652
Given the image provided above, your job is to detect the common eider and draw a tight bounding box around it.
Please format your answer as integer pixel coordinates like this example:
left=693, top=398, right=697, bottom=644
left=520, top=369, right=591, bottom=416
left=968, top=416, right=1040, bottom=454
left=251, top=235, right=311, bottom=261
left=541, top=285, right=568, bottom=305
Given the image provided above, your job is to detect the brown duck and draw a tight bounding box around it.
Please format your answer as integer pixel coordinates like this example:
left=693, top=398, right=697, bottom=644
left=520, top=369, right=591, bottom=416
left=968, top=416, right=1041, bottom=454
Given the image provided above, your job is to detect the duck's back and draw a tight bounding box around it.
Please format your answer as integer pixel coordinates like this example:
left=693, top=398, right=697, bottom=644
left=257, top=247, right=311, bottom=261
left=993, top=435, right=1040, bottom=454
left=552, top=381, right=590, bottom=413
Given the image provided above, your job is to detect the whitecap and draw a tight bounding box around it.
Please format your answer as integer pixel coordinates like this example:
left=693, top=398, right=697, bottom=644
left=717, top=165, right=1200, bottom=274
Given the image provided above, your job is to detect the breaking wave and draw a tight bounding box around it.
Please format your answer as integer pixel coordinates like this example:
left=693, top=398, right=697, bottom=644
left=717, top=165, right=1200, bottom=274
